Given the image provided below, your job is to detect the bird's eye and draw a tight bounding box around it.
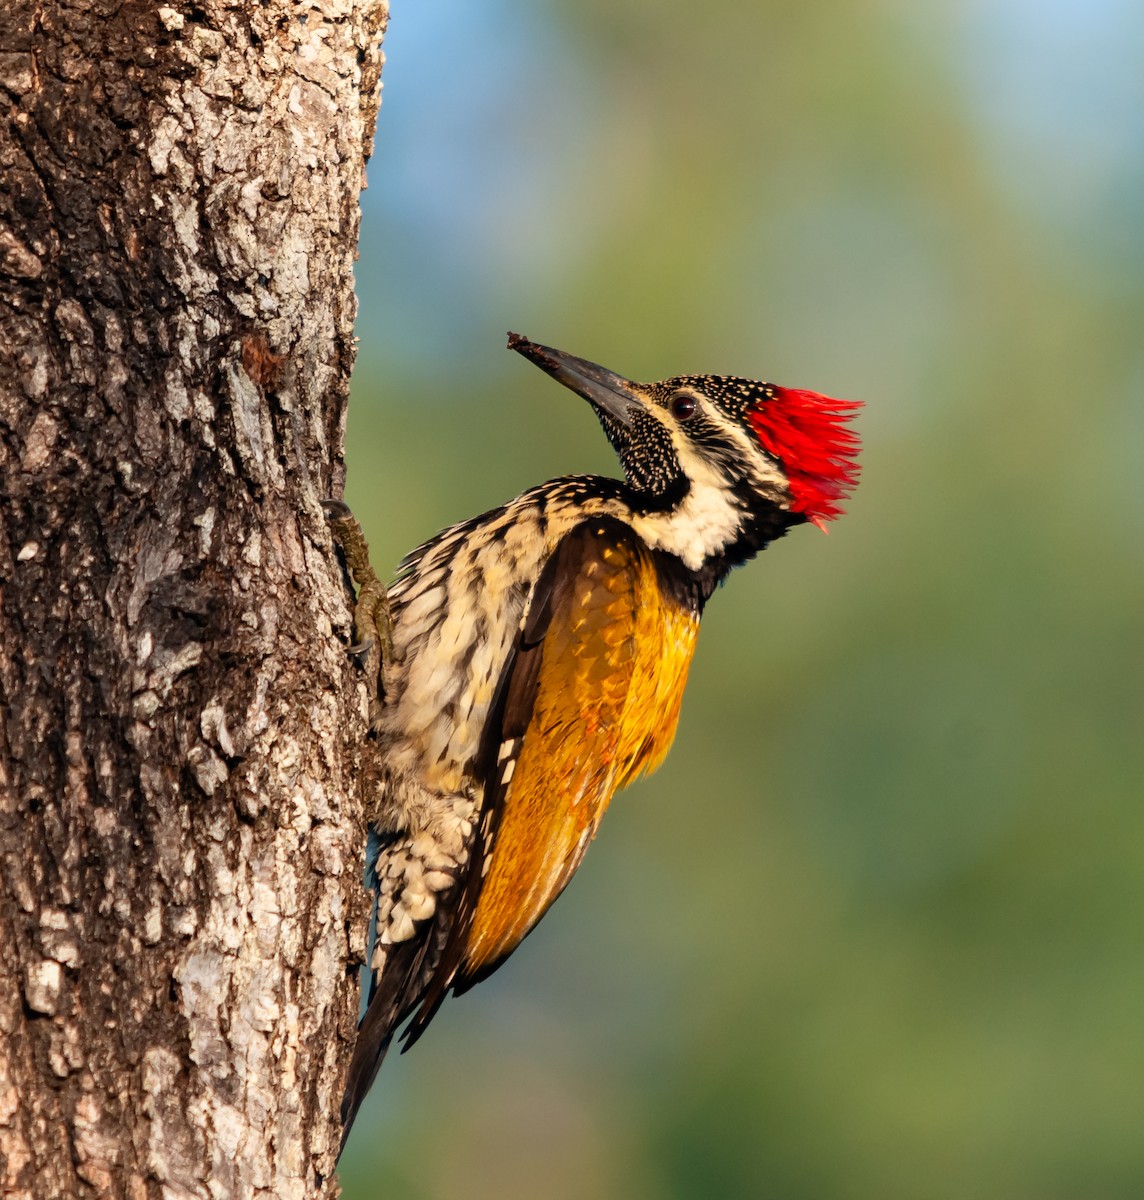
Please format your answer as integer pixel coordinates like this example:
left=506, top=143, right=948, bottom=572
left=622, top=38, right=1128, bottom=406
left=670, top=392, right=697, bottom=420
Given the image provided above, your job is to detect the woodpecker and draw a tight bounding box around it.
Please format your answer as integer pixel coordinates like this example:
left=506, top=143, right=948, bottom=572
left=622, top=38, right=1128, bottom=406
left=333, top=333, right=860, bottom=1147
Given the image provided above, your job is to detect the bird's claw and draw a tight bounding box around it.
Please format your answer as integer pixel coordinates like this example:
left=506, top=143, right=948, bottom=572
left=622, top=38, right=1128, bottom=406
left=348, top=637, right=375, bottom=662
left=322, top=498, right=354, bottom=520
left=325, top=498, right=391, bottom=726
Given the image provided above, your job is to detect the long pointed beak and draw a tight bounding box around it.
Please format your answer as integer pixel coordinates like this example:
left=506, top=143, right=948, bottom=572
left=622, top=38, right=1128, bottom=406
left=508, top=333, right=642, bottom=427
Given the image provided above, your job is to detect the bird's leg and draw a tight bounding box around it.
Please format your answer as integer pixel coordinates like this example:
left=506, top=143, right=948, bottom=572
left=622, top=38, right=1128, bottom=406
left=324, top=500, right=391, bottom=730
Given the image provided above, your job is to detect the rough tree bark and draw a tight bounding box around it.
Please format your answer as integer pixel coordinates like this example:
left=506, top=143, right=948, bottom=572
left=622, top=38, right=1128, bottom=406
left=0, top=0, right=388, bottom=1196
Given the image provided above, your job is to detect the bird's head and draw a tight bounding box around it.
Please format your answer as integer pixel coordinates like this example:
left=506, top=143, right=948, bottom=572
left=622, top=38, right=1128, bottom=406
left=509, top=333, right=861, bottom=571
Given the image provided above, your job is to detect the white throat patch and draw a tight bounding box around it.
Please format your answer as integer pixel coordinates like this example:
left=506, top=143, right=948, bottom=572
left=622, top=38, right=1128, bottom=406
left=628, top=444, right=736, bottom=569
left=628, top=411, right=788, bottom=570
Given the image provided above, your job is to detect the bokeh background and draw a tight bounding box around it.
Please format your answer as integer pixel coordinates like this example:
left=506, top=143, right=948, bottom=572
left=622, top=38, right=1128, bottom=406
left=338, top=2, right=1144, bottom=1197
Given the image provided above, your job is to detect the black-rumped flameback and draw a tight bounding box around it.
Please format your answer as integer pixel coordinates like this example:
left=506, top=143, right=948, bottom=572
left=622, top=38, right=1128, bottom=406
left=336, top=334, right=861, bottom=1146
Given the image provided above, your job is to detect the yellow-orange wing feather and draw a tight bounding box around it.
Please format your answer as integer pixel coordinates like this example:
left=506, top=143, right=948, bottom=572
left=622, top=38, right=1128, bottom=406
left=472, top=517, right=699, bottom=975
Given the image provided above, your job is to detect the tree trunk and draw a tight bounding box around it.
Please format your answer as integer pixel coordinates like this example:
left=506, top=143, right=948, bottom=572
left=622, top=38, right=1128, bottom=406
left=0, top=0, right=388, bottom=1195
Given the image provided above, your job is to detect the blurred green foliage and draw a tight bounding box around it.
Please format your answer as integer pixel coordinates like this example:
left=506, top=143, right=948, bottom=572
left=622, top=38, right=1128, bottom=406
left=338, top=2, right=1144, bottom=1196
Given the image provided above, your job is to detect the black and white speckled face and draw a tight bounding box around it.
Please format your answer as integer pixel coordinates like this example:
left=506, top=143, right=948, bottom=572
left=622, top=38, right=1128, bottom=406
left=598, top=375, right=790, bottom=509
left=578, top=372, right=797, bottom=570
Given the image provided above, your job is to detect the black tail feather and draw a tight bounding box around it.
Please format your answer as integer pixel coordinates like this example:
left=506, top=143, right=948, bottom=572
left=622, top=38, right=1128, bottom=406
left=338, top=901, right=457, bottom=1159
left=339, top=993, right=399, bottom=1156
left=338, top=931, right=425, bottom=1158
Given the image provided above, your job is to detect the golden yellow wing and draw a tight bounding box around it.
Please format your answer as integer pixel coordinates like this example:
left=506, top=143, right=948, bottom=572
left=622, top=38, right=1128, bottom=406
left=460, top=516, right=700, bottom=981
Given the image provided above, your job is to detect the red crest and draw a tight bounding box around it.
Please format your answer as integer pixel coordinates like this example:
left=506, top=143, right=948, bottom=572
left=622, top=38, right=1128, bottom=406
left=747, top=386, right=862, bottom=530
